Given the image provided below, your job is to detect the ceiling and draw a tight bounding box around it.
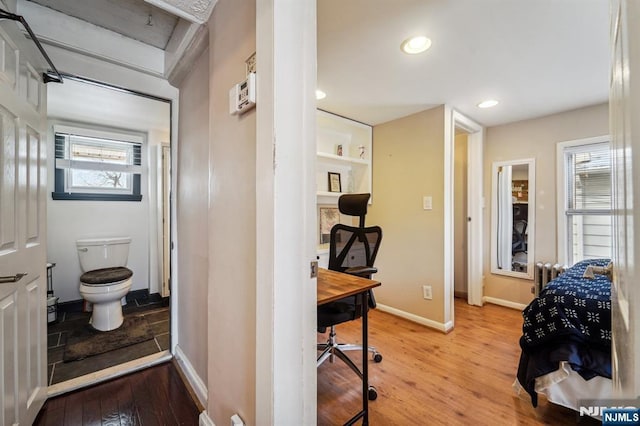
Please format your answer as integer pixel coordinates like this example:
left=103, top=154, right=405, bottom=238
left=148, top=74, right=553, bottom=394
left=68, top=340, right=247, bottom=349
left=27, top=0, right=180, bottom=49
left=47, top=78, right=170, bottom=133
left=28, top=0, right=610, bottom=128
left=317, top=0, right=610, bottom=127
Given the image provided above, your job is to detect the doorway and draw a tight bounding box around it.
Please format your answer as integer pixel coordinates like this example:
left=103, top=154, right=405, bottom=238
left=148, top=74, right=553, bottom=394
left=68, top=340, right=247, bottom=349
left=453, top=131, right=469, bottom=300
left=44, top=75, right=173, bottom=387
left=444, top=108, right=484, bottom=330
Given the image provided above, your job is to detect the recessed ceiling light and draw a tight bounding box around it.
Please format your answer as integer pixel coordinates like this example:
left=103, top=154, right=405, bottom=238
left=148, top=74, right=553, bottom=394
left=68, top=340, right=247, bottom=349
left=401, top=36, right=432, bottom=54
left=316, top=89, right=327, bottom=100
left=478, top=99, right=499, bottom=108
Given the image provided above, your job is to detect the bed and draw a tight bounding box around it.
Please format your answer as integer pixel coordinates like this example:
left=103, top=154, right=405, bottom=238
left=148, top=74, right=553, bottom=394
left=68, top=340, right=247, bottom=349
left=514, top=258, right=613, bottom=410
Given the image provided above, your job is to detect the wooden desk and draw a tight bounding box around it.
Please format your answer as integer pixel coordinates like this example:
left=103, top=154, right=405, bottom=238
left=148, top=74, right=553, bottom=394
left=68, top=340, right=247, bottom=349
left=317, top=268, right=381, bottom=426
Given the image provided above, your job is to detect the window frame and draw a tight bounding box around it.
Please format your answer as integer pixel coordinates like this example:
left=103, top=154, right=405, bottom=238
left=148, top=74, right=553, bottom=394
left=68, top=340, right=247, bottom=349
left=556, top=135, right=611, bottom=265
left=52, top=124, right=144, bottom=202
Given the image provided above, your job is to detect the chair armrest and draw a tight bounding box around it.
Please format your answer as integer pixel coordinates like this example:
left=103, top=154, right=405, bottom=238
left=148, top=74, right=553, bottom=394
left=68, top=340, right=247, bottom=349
left=344, top=266, right=378, bottom=309
left=344, top=266, right=378, bottom=277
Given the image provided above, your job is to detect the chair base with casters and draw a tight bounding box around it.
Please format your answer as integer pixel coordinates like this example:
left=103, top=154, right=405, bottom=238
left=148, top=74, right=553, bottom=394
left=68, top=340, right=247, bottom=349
left=317, top=324, right=382, bottom=400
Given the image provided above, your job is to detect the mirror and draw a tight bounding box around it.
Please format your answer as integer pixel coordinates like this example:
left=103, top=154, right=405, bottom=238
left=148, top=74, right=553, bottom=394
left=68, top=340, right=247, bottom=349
left=491, top=158, right=536, bottom=279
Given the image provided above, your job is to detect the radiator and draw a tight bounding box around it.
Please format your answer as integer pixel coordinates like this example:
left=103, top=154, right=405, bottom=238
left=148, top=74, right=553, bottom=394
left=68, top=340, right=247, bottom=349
left=533, top=262, right=568, bottom=297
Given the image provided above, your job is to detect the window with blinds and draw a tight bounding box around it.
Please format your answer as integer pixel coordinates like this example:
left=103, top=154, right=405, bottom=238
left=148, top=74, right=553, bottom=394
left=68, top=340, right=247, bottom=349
left=52, top=126, right=143, bottom=201
left=563, top=141, right=612, bottom=264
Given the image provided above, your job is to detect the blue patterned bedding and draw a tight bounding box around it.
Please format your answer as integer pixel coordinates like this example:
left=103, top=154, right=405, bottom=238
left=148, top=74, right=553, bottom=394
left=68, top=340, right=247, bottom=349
left=516, top=258, right=612, bottom=406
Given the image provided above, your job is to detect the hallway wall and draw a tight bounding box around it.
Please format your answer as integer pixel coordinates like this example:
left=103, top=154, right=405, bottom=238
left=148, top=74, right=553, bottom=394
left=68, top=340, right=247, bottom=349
left=368, top=106, right=447, bottom=325
left=176, top=45, right=210, bottom=400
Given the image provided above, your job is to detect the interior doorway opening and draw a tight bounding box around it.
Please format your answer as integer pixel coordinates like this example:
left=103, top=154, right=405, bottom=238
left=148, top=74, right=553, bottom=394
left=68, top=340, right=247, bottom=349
left=45, top=74, right=173, bottom=390
left=444, top=108, right=484, bottom=330
left=454, top=130, right=469, bottom=300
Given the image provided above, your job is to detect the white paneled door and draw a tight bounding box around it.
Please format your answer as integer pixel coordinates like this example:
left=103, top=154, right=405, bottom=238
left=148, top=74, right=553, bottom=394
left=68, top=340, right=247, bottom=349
left=0, top=17, right=48, bottom=425
left=610, top=0, right=640, bottom=399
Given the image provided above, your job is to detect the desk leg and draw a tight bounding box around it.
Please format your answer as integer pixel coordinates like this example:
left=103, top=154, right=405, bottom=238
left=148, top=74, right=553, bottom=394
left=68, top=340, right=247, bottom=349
left=344, top=291, right=370, bottom=426
left=362, top=291, right=369, bottom=425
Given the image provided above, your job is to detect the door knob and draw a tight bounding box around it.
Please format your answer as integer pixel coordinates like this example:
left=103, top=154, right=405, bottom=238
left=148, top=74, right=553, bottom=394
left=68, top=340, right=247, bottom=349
left=0, top=273, right=27, bottom=283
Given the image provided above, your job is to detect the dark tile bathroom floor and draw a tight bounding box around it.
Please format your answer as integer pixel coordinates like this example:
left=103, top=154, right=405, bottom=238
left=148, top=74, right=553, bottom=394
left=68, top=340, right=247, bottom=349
left=47, top=293, right=170, bottom=385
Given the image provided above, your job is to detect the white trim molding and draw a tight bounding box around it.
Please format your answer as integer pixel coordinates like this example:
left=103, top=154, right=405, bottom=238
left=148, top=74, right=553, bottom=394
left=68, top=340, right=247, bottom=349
left=174, top=344, right=208, bottom=408
left=199, top=410, right=216, bottom=426
left=376, top=303, right=453, bottom=333
left=47, top=351, right=171, bottom=398
left=482, top=296, right=527, bottom=311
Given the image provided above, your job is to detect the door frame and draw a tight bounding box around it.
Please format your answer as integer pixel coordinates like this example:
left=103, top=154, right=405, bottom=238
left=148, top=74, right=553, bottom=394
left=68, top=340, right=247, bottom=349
left=610, top=0, right=640, bottom=398
left=444, top=107, right=484, bottom=329
left=161, top=143, right=171, bottom=298
left=44, top=74, right=176, bottom=396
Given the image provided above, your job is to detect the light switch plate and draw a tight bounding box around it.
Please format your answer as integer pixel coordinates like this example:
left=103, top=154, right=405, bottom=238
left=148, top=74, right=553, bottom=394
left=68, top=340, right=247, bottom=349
left=423, top=196, right=432, bottom=210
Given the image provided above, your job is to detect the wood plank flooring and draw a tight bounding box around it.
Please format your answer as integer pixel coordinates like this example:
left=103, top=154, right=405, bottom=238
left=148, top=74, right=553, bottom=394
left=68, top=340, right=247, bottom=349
left=33, top=361, right=200, bottom=425
left=318, top=298, right=601, bottom=425
left=34, top=299, right=601, bottom=425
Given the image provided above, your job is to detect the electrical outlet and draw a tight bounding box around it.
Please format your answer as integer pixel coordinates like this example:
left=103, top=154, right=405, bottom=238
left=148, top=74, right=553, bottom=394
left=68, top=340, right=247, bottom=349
left=231, top=414, right=245, bottom=426
left=422, top=285, right=432, bottom=300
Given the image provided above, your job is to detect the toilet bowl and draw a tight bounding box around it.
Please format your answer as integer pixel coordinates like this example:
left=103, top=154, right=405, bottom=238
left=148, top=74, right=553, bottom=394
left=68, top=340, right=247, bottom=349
left=77, top=237, right=133, bottom=331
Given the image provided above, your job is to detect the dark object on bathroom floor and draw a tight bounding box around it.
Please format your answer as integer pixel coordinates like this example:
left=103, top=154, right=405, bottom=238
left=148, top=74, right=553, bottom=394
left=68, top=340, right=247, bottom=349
left=63, top=315, right=154, bottom=362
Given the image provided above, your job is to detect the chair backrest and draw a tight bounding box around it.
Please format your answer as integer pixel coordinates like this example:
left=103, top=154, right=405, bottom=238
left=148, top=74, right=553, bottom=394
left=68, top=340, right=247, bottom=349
left=338, top=193, right=370, bottom=228
left=319, top=194, right=382, bottom=326
left=329, top=193, right=381, bottom=274
left=328, top=224, right=382, bottom=274
left=512, top=220, right=528, bottom=253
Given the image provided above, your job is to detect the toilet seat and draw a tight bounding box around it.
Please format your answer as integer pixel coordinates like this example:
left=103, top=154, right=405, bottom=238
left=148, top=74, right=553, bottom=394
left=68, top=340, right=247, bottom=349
left=79, top=278, right=131, bottom=294
left=80, top=267, right=133, bottom=286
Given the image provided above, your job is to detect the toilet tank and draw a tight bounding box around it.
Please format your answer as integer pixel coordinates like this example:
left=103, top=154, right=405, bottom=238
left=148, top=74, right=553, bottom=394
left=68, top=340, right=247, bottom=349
left=76, top=237, right=131, bottom=272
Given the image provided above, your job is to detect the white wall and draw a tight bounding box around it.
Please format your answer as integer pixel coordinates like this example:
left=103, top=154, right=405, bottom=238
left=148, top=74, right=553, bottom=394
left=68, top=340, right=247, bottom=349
left=46, top=120, right=169, bottom=303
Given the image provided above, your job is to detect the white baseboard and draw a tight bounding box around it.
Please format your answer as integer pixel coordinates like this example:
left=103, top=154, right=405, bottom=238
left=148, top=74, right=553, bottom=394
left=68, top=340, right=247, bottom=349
left=174, top=344, right=208, bottom=408
left=199, top=410, right=215, bottom=426
left=482, top=296, right=527, bottom=311
left=376, top=303, right=451, bottom=332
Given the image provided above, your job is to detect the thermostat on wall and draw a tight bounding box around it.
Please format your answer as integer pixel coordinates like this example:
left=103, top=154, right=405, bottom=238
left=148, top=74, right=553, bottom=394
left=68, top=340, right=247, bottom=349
left=229, top=72, right=256, bottom=115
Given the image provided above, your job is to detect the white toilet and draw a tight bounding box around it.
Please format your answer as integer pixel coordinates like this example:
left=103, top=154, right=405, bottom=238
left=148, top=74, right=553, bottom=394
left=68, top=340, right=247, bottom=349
left=76, top=237, right=133, bottom=331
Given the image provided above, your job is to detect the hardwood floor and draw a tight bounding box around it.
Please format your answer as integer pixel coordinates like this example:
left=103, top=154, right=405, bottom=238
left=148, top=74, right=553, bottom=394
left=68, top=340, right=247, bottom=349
left=317, top=298, right=600, bottom=425
left=33, top=361, right=200, bottom=426
left=34, top=299, right=600, bottom=425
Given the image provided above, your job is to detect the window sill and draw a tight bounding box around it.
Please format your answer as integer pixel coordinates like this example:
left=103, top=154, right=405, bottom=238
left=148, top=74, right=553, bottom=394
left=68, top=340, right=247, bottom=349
left=51, top=192, right=143, bottom=202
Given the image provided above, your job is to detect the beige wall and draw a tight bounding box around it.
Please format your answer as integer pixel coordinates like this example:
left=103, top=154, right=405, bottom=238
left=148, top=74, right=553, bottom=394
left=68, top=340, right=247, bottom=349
left=176, top=1, right=316, bottom=422
left=483, top=103, right=609, bottom=306
left=207, top=0, right=257, bottom=423
left=369, top=106, right=447, bottom=324
left=176, top=46, right=210, bottom=399
left=454, top=133, right=468, bottom=295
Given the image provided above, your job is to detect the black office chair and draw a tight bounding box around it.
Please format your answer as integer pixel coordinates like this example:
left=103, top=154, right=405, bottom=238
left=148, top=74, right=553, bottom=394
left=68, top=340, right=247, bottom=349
left=317, top=193, right=383, bottom=401
left=512, top=220, right=528, bottom=255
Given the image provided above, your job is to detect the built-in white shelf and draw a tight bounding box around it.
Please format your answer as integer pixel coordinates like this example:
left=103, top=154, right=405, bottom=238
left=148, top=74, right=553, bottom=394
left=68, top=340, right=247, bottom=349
left=316, top=110, right=372, bottom=250
left=316, top=110, right=372, bottom=203
left=317, top=152, right=369, bottom=166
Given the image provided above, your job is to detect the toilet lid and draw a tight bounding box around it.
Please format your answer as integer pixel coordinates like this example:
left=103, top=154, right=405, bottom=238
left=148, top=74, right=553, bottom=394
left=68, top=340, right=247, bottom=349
left=80, top=267, right=133, bottom=285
